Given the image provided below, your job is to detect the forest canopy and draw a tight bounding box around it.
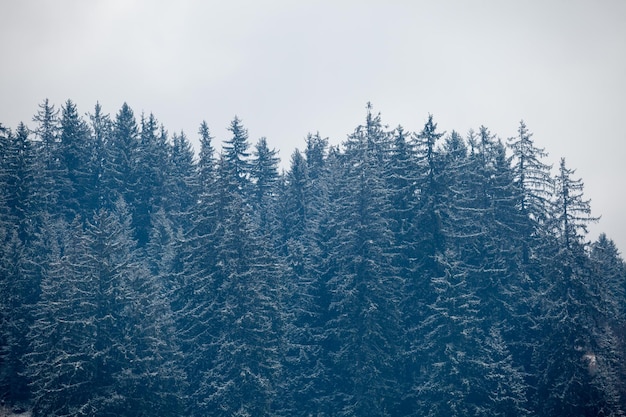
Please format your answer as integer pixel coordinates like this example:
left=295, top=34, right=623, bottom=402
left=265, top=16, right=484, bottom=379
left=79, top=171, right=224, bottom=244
left=1, top=100, right=625, bottom=416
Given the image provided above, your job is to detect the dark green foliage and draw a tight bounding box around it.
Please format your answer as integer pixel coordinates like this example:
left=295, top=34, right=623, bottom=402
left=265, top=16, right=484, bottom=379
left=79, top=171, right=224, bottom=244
left=2, top=123, right=37, bottom=241
left=0, top=100, right=624, bottom=416
left=319, top=105, right=404, bottom=415
left=197, top=120, right=216, bottom=192
left=251, top=136, right=280, bottom=235
left=25, top=206, right=183, bottom=417
left=31, top=99, right=61, bottom=216
left=166, top=130, right=198, bottom=232
left=222, top=116, right=252, bottom=198
left=103, top=103, right=139, bottom=212
left=57, top=99, right=92, bottom=220
left=86, top=103, right=112, bottom=213
left=279, top=149, right=310, bottom=245
left=507, top=120, right=552, bottom=262
left=553, top=157, right=600, bottom=251
left=0, top=231, right=37, bottom=405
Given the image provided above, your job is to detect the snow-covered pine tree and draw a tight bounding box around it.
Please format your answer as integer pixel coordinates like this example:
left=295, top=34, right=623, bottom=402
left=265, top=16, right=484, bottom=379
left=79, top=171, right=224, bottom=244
left=322, top=104, right=404, bottom=415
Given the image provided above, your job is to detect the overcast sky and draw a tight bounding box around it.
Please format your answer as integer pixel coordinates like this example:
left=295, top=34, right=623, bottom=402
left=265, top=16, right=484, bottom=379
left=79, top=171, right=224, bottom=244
left=1, top=0, right=625, bottom=251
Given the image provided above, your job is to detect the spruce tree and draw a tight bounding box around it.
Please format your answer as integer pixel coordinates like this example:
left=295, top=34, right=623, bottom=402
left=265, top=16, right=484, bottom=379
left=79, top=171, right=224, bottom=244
left=532, top=158, right=611, bottom=416
left=251, top=136, right=280, bottom=235
left=86, top=103, right=112, bottom=212
left=31, top=99, right=61, bottom=216
left=192, top=160, right=282, bottom=416
left=322, top=105, right=403, bottom=415
left=2, top=123, right=37, bottom=241
left=507, top=120, right=553, bottom=263
left=58, top=99, right=92, bottom=220
left=197, top=121, right=216, bottom=195
left=26, top=204, right=184, bottom=416
left=222, top=116, right=252, bottom=198
left=413, top=249, right=530, bottom=416
left=103, top=102, right=139, bottom=210
left=414, top=114, right=446, bottom=261
left=552, top=157, right=599, bottom=251
left=0, top=231, right=37, bottom=407
left=166, top=130, right=198, bottom=233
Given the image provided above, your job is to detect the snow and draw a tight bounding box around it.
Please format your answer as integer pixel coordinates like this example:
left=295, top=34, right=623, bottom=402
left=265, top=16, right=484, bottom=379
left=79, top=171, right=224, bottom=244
left=0, top=406, right=31, bottom=417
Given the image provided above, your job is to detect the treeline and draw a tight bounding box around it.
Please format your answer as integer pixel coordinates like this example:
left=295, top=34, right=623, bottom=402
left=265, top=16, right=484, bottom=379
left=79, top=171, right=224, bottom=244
left=1, top=100, right=625, bottom=416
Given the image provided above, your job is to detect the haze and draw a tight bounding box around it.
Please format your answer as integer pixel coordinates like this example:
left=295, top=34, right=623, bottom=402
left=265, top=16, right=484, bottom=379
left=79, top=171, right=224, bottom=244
left=1, top=0, right=624, bottom=250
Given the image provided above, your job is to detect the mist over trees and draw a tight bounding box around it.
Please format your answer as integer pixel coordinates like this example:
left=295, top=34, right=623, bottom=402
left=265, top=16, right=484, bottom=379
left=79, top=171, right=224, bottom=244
left=1, top=100, right=625, bottom=416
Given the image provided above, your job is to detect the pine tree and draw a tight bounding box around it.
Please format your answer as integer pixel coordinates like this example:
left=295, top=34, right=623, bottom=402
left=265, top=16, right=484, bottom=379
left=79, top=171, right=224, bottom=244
left=0, top=124, right=41, bottom=409
left=304, top=132, right=328, bottom=181
left=279, top=149, right=310, bottom=246
left=322, top=105, right=403, bottom=415
left=103, top=102, right=139, bottom=209
left=507, top=120, right=553, bottom=263
left=197, top=120, right=216, bottom=194
left=222, top=116, right=252, bottom=198
left=86, top=103, right=112, bottom=212
left=386, top=125, right=419, bottom=265
left=414, top=114, right=446, bottom=261
left=588, top=234, right=626, bottom=412
left=532, top=158, right=613, bottom=416
left=250, top=136, right=280, bottom=234
left=174, top=129, right=220, bottom=408
left=276, top=143, right=332, bottom=415
left=552, top=157, right=599, bottom=252
left=412, top=249, right=530, bottom=416
left=0, top=231, right=38, bottom=407
left=130, top=113, right=170, bottom=246
left=26, top=204, right=184, bottom=416
left=193, top=162, right=282, bottom=416
left=31, top=99, right=61, bottom=216
left=410, top=125, right=533, bottom=415
left=57, top=99, right=92, bottom=220
left=2, top=123, right=37, bottom=241
left=166, top=130, right=198, bottom=233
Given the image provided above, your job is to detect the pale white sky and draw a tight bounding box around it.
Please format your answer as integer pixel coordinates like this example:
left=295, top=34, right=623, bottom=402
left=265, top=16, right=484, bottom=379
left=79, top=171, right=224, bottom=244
left=1, top=0, right=625, bottom=251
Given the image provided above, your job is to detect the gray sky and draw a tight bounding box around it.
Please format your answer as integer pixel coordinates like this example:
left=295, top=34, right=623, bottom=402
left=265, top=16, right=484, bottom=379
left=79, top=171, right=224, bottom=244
left=1, top=0, right=625, bottom=252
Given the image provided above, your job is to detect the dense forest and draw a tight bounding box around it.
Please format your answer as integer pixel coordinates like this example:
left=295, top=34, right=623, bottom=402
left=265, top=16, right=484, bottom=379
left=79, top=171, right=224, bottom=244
left=1, top=99, right=625, bottom=416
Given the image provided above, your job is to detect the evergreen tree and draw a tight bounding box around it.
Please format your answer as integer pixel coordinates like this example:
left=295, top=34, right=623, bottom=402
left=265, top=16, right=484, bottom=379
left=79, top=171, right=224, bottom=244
left=192, top=160, right=282, bottom=416
left=31, top=99, right=61, bottom=216
left=86, top=103, right=112, bottom=212
left=386, top=125, right=419, bottom=272
left=131, top=113, right=170, bottom=246
left=414, top=114, right=446, bottom=261
left=222, top=116, right=252, bottom=198
left=26, top=204, right=184, bottom=417
left=0, top=231, right=37, bottom=407
left=276, top=143, right=332, bottom=415
left=2, top=123, right=37, bottom=241
left=507, top=120, right=553, bottom=263
left=197, top=120, right=216, bottom=194
left=251, top=136, right=280, bottom=234
left=166, top=130, right=198, bottom=233
left=552, top=157, right=599, bottom=251
left=0, top=124, right=41, bottom=409
left=304, top=132, right=328, bottom=181
left=103, top=102, right=139, bottom=209
left=279, top=149, right=310, bottom=245
left=174, top=129, right=220, bottom=408
left=532, top=158, right=613, bottom=416
left=588, top=234, right=626, bottom=412
left=57, top=99, right=92, bottom=220
left=322, top=105, right=403, bottom=415
left=413, top=250, right=530, bottom=416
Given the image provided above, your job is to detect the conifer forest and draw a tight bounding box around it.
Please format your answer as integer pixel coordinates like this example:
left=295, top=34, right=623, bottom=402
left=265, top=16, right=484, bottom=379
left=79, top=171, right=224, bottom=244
left=1, top=99, right=625, bottom=416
